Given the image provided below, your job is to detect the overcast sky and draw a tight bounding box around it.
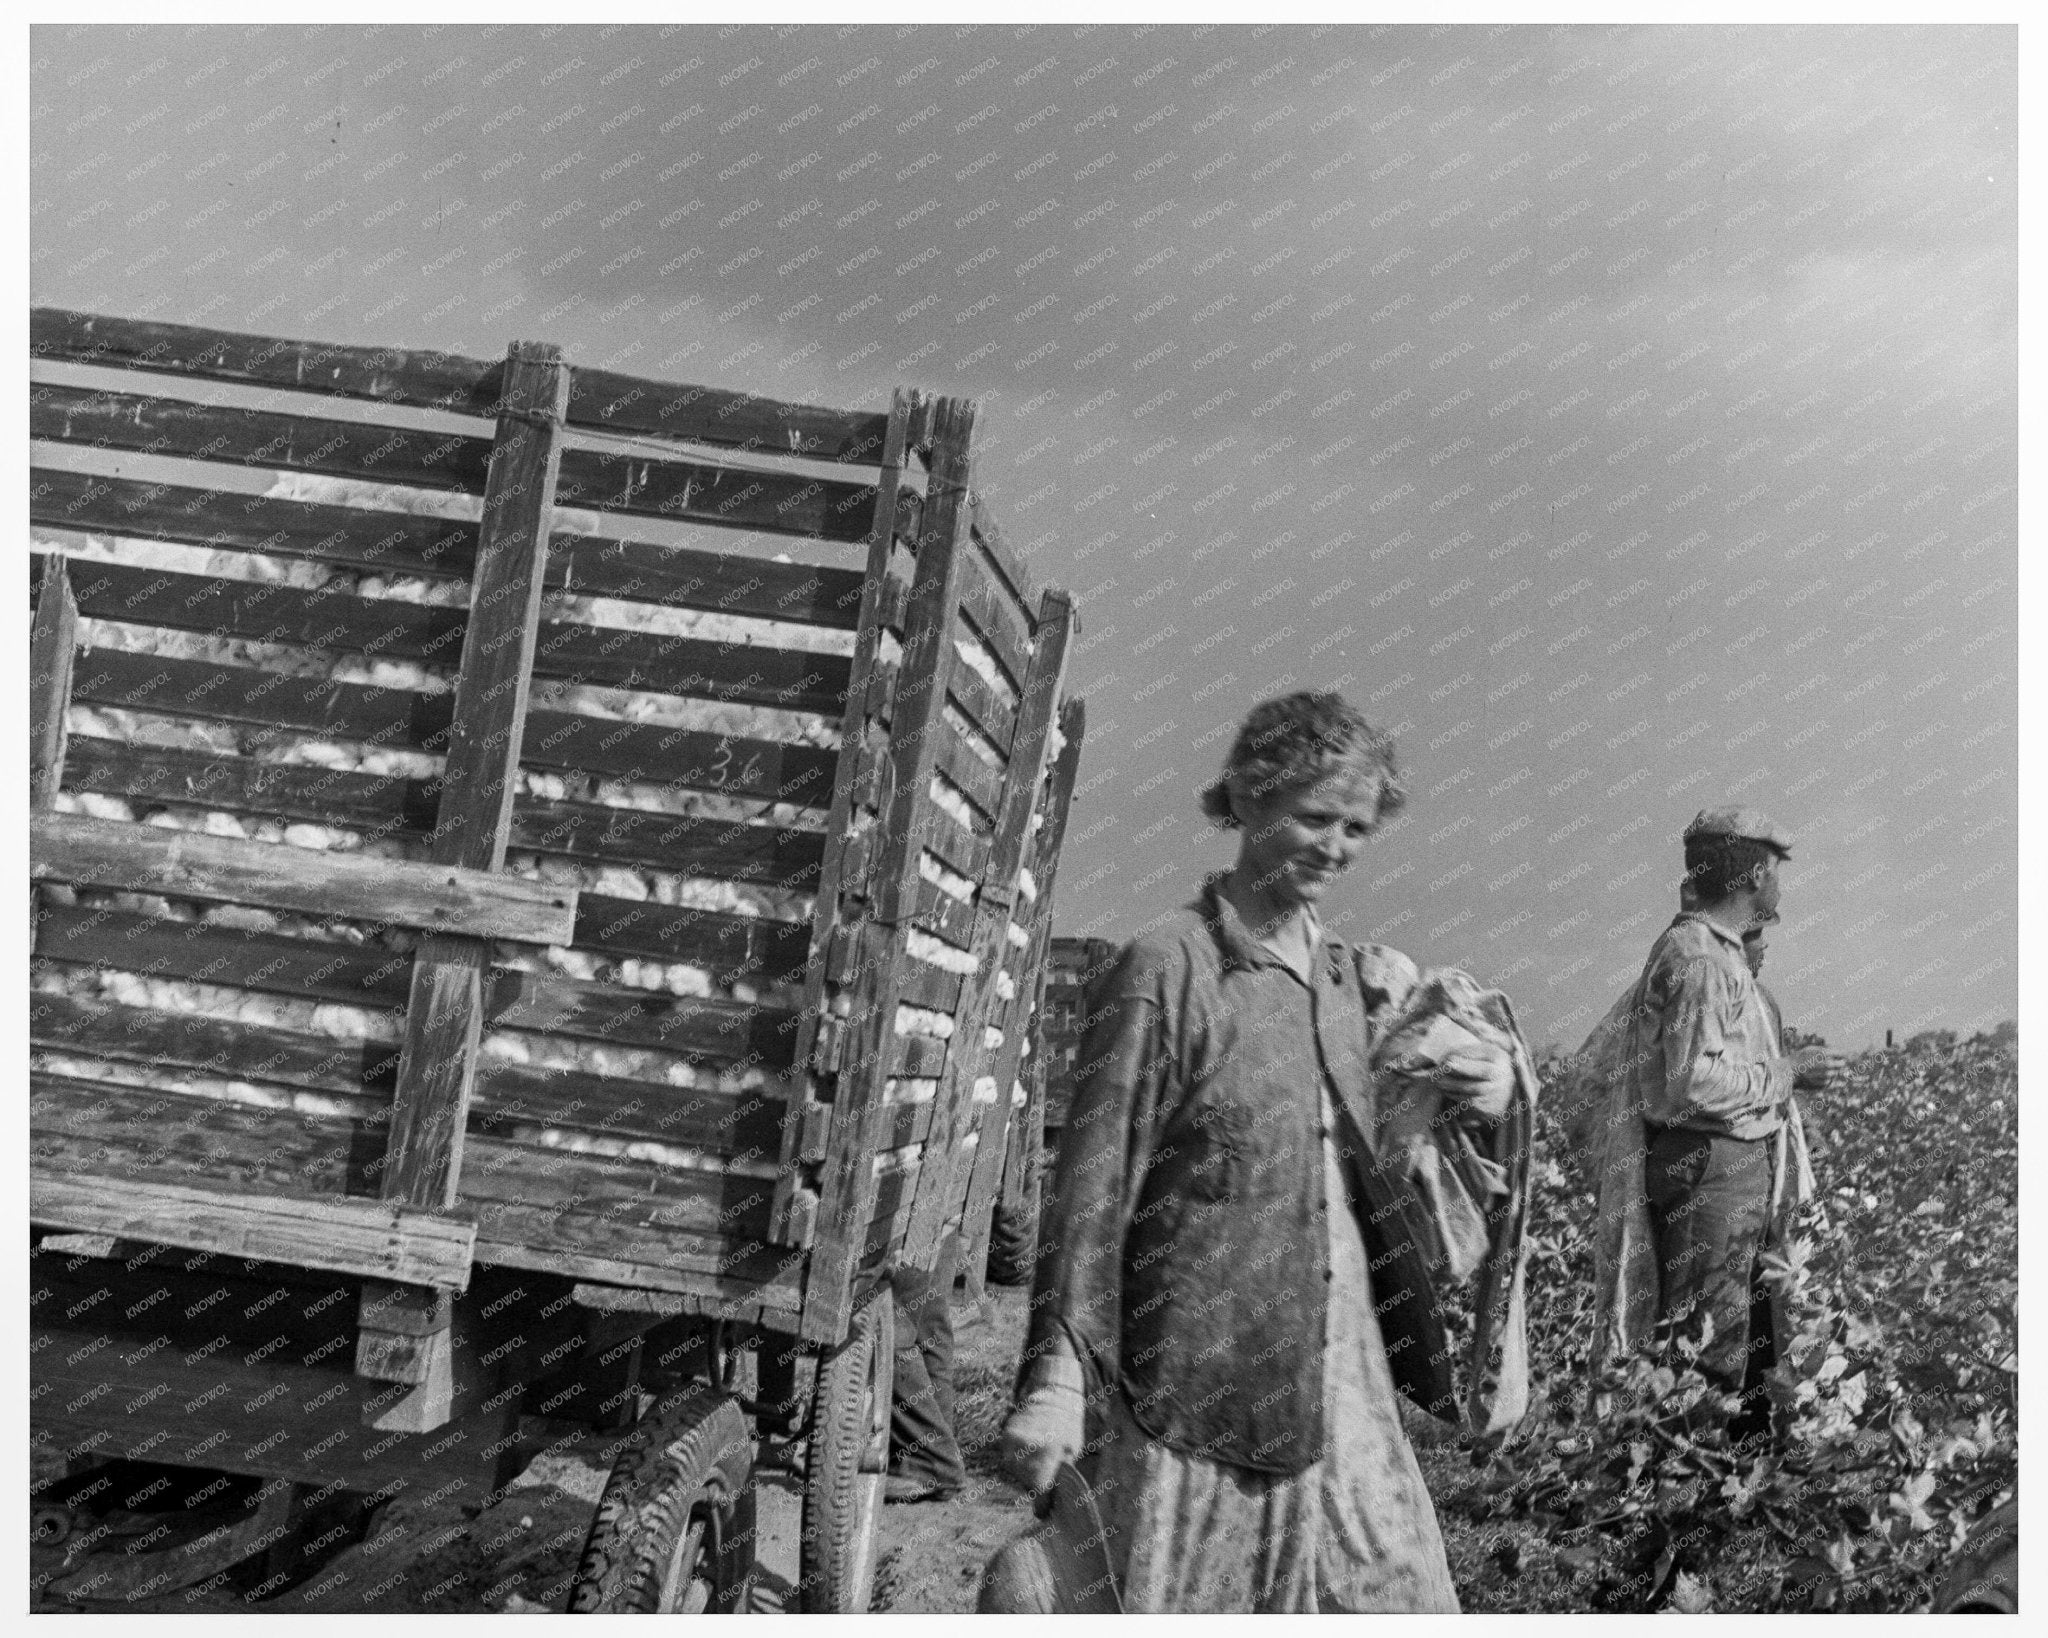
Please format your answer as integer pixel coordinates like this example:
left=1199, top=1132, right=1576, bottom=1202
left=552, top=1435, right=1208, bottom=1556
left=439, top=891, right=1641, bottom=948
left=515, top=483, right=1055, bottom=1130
left=30, top=22, right=2017, bottom=1047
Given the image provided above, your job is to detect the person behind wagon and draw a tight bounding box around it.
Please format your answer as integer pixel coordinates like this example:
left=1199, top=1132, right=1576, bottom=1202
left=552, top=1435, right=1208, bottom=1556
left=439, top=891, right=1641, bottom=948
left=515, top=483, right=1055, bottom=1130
left=997, top=690, right=1530, bottom=1613
left=1586, top=809, right=1840, bottom=1445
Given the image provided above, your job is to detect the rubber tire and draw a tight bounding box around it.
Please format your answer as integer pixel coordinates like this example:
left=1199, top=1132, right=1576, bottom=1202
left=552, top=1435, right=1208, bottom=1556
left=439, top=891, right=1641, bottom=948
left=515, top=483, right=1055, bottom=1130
left=798, top=1292, right=896, bottom=1613
left=566, top=1382, right=756, bottom=1614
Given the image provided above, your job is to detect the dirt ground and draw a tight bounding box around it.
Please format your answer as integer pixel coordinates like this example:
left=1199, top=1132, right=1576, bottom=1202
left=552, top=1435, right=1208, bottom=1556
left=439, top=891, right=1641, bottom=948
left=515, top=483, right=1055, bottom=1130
left=32, top=1285, right=1039, bottom=1615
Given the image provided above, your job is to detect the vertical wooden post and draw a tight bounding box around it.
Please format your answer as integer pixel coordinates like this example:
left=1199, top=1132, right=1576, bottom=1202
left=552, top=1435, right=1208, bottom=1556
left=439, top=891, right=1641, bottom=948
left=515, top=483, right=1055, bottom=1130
left=30, top=553, right=78, bottom=813
left=768, top=389, right=914, bottom=1246
left=798, top=396, right=977, bottom=1345
left=902, top=593, right=1073, bottom=1262
left=357, top=342, right=569, bottom=1427
left=959, top=691, right=1085, bottom=1286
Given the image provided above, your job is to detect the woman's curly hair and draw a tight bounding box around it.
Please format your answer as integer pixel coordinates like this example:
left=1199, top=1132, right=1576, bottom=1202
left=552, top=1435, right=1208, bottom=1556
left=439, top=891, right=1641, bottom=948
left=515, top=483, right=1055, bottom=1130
left=1197, top=690, right=1407, bottom=829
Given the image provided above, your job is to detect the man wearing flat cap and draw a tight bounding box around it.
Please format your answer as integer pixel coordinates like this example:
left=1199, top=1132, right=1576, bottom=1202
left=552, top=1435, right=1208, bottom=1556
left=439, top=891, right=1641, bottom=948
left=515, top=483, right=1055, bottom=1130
left=1584, top=807, right=1840, bottom=1444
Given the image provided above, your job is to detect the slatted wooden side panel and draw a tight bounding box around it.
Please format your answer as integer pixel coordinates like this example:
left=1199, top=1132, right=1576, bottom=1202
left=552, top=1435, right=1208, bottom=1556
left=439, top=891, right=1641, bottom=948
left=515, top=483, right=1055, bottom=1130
left=27, top=315, right=898, bottom=1334
left=29, top=309, right=1083, bottom=1358
left=958, top=691, right=1086, bottom=1289
left=802, top=444, right=1089, bottom=1326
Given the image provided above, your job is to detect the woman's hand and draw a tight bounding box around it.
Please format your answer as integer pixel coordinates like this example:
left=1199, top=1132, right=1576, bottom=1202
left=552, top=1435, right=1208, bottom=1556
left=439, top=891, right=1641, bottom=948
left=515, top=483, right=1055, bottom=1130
left=1001, top=1346, right=1086, bottom=1497
left=1432, top=1044, right=1516, bottom=1123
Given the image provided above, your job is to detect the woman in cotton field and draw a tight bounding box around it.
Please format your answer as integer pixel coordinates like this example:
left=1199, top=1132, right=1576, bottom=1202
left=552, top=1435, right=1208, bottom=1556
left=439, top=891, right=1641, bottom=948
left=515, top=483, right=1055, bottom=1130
left=1000, top=690, right=1536, bottom=1612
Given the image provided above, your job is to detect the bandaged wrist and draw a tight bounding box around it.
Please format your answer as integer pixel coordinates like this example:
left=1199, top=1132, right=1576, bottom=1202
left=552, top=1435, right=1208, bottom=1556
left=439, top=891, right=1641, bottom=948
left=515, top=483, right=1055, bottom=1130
left=1025, top=1352, right=1084, bottom=1396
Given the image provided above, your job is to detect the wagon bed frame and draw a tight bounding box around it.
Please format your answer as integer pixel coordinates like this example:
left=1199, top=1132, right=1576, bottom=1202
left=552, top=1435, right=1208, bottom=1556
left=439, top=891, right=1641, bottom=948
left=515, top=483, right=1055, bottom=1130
left=28, top=307, right=1081, bottom=1602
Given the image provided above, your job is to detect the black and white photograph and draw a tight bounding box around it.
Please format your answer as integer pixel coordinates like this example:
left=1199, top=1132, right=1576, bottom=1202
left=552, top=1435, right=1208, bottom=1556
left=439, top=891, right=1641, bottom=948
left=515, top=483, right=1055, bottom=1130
left=23, top=11, right=2020, bottom=1617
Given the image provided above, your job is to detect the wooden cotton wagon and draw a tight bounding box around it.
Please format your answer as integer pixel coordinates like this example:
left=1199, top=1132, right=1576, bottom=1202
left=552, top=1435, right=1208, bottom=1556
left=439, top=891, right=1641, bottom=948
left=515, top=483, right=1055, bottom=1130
left=26, top=308, right=1084, bottom=1612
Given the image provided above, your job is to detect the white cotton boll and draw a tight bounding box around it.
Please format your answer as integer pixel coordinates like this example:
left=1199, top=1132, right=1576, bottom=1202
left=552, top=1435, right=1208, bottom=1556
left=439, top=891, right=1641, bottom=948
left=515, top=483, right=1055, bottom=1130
left=1017, top=868, right=1038, bottom=903
left=294, top=742, right=357, bottom=770
left=73, top=793, right=135, bottom=822
left=481, top=1033, right=531, bottom=1064
left=357, top=576, right=389, bottom=599
left=358, top=838, right=411, bottom=860
left=249, top=821, right=288, bottom=845
left=984, top=1027, right=1004, bottom=1052
left=285, top=824, right=342, bottom=851
left=102, top=971, right=150, bottom=1008
left=1006, top=921, right=1030, bottom=951
left=592, top=868, right=649, bottom=901
left=996, top=969, right=1017, bottom=1002
left=926, top=776, right=978, bottom=834
left=1012, top=1081, right=1029, bottom=1108
left=143, top=811, right=183, bottom=830
left=312, top=1006, right=371, bottom=1040
left=665, top=1061, right=699, bottom=1088
left=535, top=857, right=582, bottom=887
left=202, top=812, right=248, bottom=839
left=667, top=964, right=713, bottom=998
left=358, top=659, right=437, bottom=692
left=40, top=882, right=77, bottom=907
left=907, top=928, right=978, bottom=974
left=521, top=772, right=568, bottom=801
left=206, top=905, right=278, bottom=934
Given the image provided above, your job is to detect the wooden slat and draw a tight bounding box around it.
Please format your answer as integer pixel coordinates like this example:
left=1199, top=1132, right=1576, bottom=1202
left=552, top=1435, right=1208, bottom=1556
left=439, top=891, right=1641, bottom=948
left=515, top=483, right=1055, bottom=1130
left=31, top=813, right=576, bottom=944
left=30, top=989, right=787, bottom=1155
left=32, top=306, right=502, bottom=415
left=568, top=365, right=891, bottom=464
left=73, top=648, right=455, bottom=746
left=32, top=989, right=397, bottom=1096
left=366, top=336, right=581, bottom=1412
left=30, top=1171, right=474, bottom=1289
left=931, top=726, right=1006, bottom=827
left=768, top=390, right=915, bottom=1222
left=571, top=892, right=809, bottom=980
left=64, top=736, right=441, bottom=837
left=894, top=959, right=964, bottom=1015
left=528, top=622, right=851, bottom=713
left=946, top=656, right=1018, bottom=756
left=902, top=592, right=1074, bottom=1260
left=33, top=1072, right=390, bottom=1203
left=487, top=979, right=795, bottom=1066
left=45, top=550, right=852, bottom=715
left=31, top=381, right=494, bottom=493
left=68, top=650, right=833, bottom=805
left=957, top=544, right=1034, bottom=696
left=64, top=736, right=816, bottom=902
left=26, top=310, right=889, bottom=470
left=37, top=901, right=411, bottom=1008
left=32, top=469, right=867, bottom=625
left=800, top=394, right=977, bottom=1343
left=469, top=1200, right=805, bottom=1307
left=31, top=383, right=878, bottom=545
left=32, top=1073, right=779, bottom=1281
left=30, top=554, right=78, bottom=811
left=961, top=689, right=1086, bottom=1281
left=970, top=492, right=1042, bottom=632
left=508, top=795, right=824, bottom=888
left=909, top=877, right=977, bottom=949
left=885, top=1033, right=953, bottom=1080
left=31, top=1076, right=774, bottom=1245
left=384, top=339, right=566, bottom=1219
left=34, top=904, right=792, bottom=1065
left=921, top=818, right=993, bottom=890
left=552, top=446, right=876, bottom=542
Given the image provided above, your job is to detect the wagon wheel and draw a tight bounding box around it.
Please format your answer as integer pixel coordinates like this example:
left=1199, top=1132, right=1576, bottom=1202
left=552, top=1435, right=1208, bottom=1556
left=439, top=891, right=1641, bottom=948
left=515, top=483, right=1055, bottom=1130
left=566, top=1382, right=756, bottom=1614
left=798, top=1289, right=896, bottom=1613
